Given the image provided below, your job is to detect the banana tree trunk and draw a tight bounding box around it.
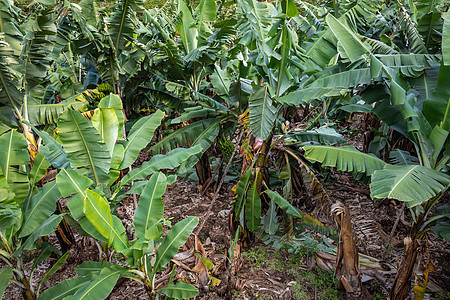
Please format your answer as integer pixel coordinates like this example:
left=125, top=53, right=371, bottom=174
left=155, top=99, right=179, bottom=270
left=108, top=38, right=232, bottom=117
left=195, top=153, right=212, bottom=187
left=389, top=236, right=418, bottom=300
left=55, top=201, right=75, bottom=253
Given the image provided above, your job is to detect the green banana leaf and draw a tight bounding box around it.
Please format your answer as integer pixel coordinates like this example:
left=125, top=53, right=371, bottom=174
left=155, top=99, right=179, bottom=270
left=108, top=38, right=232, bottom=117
left=175, top=0, right=198, bottom=54
left=0, top=130, right=30, bottom=204
left=262, top=200, right=278, bottom=235
left=233, top=165, right=253, bottom=220
left=118, top=109, right=165, bottom=169
left=286, top=127, right=346, bottom=145
left=370, top=165, right=450, bottom=208
left=0, top=267, right=13, bottom=299
left=0, top=35, right=23, bottom=110
left=98, top=94, right=125, bottom=140
left=150, top=118, right=219, bottom=154
left=178, top=119, right=219, bottom=175
left=76, top=261, right=129, bottom=276
left=92, top=108, right=119, bottom=156
left=443, top=11, right=450, bottom=66
left=27, top=101, right=88, bottom=126
left=278, top=68, right=372, bottom=105
left=22, top=214, right=63, bottom=250
left=39, top=251, right=70, bottom=289
left=134, top=172, right=167, bottom=238
left=264, top=189, right=302, bottom=218
left=159, top=282, right=199, bottom=299
left=117, top=146, right=202, bottom=190
left=64, top=267, right=122, bottom=300
left=154, top=216, right=199, bottom=273
left=325, top=13, right=369, bottom=62
left=389, top=149, right=418, bottom=165
left=302, top=145, right=386, bottom=175
left=84, top=189, right=128, bottom=252
left=197, top=0, right=216, bottom=22
left=57, top=169, right=107, bottom=242
left=21, top=8, right=56, bottom=92
left=423, top=63, right=450, bottom=131
left=38, top=275, right=92, bottom=300
left=19, top=181, right=61, bottom=238
left=24, top=121, right=70, bottom=169
left=249, top=85, right=277, bottom=140
left=58, top=109, right=111, bottom=186
left=245, top=181, right=261, bottom=232
left=29, top=153, right=50, bottom=186
left=107, top=0, right=143, bottom=51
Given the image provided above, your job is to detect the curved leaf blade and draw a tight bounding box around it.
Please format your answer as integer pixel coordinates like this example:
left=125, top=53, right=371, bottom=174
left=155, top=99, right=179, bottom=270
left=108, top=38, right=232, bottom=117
left=92, top=108, right=119, bottom=156
left=58, top=109, right=111, bottom=186
left=160, top=282, right=199, bottom=299
left=19, top=181, right=61, bottom=238
left=0, top=267, right=13, bottom=299
left=22, top=214, right=63, bottom=250
left=119, top=110, right=165, bottom=169
left=84, top=189, right=128, bottom=251
left=134, top=172, right=167, bottom=238
left=302, top=145, right=386, bottom=175
left=370, top=165, right=450, bottom=208
left=0, top=130, right=30, bottom=204
left=118, top=146, right=202, bottom=190
left=245, top=181, right=261, bottom=232
left=64, top=268, right=122, bottom=300
left=38, top=275, right=91, bottom=300
left=325, top=13, right=369, bottom=62
left=264, top=189, right=301, bottom=218
left=29, top=152, right=50, bottom=185
left=249, top=85, right=277, bottom=140
left=154, top=216, right=199, bottom=273
left=178, top=120, right=219, bottom=174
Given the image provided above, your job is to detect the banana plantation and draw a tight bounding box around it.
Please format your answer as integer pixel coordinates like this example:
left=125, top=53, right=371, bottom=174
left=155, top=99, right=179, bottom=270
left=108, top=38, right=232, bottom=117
left=0, top=0, right=449, bottom=299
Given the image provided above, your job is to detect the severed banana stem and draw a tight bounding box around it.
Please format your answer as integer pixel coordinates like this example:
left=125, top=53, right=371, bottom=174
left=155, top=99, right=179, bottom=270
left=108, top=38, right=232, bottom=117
left=332, top=201, right=362, bottom=296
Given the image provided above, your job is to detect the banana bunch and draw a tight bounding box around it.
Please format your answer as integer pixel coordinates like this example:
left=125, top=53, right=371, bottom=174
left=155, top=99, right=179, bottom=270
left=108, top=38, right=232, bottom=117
left=218, top=137, right=234, bottom=160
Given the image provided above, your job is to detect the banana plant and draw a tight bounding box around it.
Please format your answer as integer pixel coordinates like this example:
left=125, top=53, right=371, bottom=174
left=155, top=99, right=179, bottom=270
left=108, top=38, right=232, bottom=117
left=0, top=130, right=70, bottom=300
left=141, top=0, right=239, bottom=185
left=38, top=171, right=199, bottom=300
left=24, top=94, right=202, bottom=299
left=0, top=0, right=93, bottom=159
left=291, top=9, right=450, bottom=299
left=30, top=94, right=201, bottom=236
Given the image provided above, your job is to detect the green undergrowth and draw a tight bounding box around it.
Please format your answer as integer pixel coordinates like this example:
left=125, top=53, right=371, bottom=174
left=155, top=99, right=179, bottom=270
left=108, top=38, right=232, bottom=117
left=242, top=246, right=342, bottom=300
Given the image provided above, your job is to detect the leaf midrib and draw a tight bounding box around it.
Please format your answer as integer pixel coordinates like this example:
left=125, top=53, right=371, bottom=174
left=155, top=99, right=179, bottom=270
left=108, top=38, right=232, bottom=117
left=85, top=192, right=127, bottom=249
left=76, top=270, right=121, bottom=299
left=70, top=110, right=99, bottom=185
left=154, top=218, right=196, bottom=272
